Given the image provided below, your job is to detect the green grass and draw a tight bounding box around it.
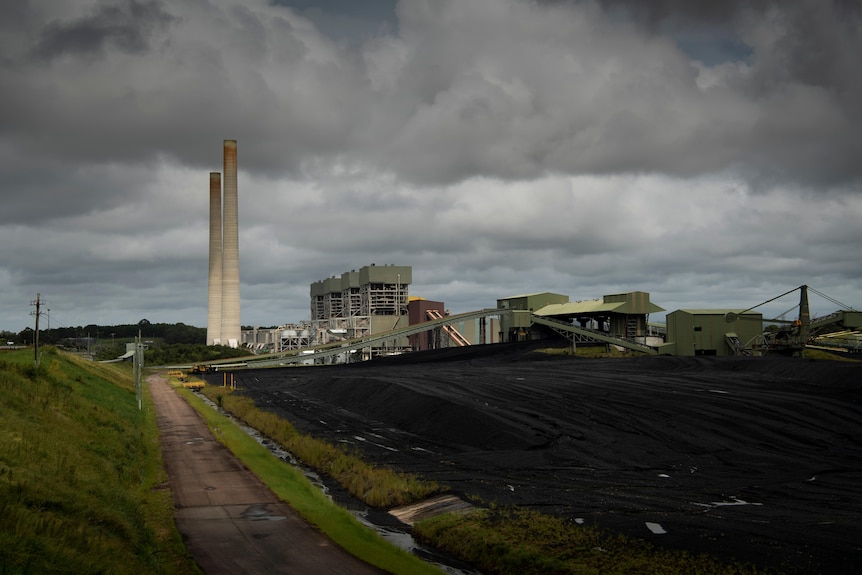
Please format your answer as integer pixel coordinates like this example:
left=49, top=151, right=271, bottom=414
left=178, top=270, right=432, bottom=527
left=0, top=347, right=200, bottom=575
left=534, top=345, right=642, bottom=358
left=414, top=507, right=778, bottom=575
left=803, top=348, right=861, bottom=361
left=177, top=385, right=443, bottom=575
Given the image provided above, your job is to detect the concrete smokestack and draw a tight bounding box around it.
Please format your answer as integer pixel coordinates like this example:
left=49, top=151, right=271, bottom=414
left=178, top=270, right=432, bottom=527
left=206, top=172, right=223, bottom=346
left=221, top=139, right=241, bottom=347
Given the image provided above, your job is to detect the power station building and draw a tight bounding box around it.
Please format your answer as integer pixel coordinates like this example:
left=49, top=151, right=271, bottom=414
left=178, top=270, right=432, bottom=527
left=206, top=140, right=241, bottom=348
left=658, top=309, right=764, bottom=356
left=499, top=291, right=665, bottom=347
left=310, top=264, right=412, bottom=358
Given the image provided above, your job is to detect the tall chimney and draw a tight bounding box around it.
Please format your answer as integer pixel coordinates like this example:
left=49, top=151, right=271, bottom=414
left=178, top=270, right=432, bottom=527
left=206, top=172, right=223, bottom=346
left=221, top=139, right=241, bottom=347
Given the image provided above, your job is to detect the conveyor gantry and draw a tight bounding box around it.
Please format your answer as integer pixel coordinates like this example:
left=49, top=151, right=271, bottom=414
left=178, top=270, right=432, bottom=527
left=426, top=309, right=471, bottom=346
left=241, top=308, right=503, bottom=368
left=530, top=314, right=659, bottom=355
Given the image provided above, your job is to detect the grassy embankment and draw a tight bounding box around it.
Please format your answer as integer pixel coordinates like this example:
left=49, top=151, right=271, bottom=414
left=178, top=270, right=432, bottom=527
left=194, top=378, right=780, bottom=575
left=0, top=347, right=200, bottom=575
left=175, top=378, right=443, bottom=575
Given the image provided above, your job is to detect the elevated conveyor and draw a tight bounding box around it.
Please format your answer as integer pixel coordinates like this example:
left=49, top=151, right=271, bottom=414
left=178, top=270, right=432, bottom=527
left=426, top=309, right=471, bottom=346
left=530, top=314, right=659, bottom=355
left=241, top=309, right=503, bottom=368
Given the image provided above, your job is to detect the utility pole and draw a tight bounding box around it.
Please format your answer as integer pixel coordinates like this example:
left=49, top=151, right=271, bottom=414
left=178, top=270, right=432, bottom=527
left=29, top=293, right=42, bottom=366
left=133, top=331, right=144, bottom=410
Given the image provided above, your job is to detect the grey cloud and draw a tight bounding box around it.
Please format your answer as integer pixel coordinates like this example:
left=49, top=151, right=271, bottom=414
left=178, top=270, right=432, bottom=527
left=32, top=0, right=175, bottom=61
left=1, top=0, right=861, bottom=331
left=346, top=0, right=862, bottom=186
left=4, top=0, right=861, bottom=191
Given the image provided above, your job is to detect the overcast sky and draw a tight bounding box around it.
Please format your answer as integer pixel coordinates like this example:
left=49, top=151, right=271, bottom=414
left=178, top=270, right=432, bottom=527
left=1, top=0, right=860, bottom=333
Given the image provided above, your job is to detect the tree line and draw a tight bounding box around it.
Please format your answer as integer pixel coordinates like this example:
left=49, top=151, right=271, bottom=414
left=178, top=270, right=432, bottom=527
left=2, top=320, right=206, bottom=346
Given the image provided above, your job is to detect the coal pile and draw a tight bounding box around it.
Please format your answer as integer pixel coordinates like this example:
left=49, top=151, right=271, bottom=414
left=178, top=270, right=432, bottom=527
left=216, top=344, right=862, bottom=574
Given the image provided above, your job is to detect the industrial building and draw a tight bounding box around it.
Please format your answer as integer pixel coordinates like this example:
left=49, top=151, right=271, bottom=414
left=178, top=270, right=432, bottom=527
left=207, top=148, right=857, bottom=361
left=310, top=264, right=412, bottom=358
left=233, top=280, right=859, bottom=367
left=242, top=324, right=312, bottom=353
left=407, top=298, right=499, bottom=350
left=659, top=309, right=763, bottom=356
left=241, top=279, right=498, bottom=356
left=498, top=291, right=664, bottom=348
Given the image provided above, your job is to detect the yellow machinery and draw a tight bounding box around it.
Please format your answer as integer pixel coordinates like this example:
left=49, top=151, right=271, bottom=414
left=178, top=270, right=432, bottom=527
left=168, top=370, right=187, bottom=382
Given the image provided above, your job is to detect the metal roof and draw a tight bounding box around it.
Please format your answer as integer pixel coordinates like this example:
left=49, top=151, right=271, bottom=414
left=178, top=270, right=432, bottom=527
left=534, top=299, right=605, bottom=316
left=535, top=297, right=664, bottom=316
left=500, top=292, right=567, bottom=300
left=674, top=309, right=762, bottom=316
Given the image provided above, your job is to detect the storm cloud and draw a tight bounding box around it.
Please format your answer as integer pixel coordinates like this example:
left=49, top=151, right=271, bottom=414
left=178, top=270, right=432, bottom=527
left=0, top=0, right=859, bottom=331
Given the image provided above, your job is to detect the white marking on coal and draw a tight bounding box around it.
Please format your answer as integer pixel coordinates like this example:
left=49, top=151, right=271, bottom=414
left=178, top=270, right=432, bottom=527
left=708, top=389, right=729, bottom=394
left=574, top=518, right=585, bottom=524
left=354, top=434, right=399, bottom=452
left=693, top=497, right=763, bottom=509
left=658, top=473, right=670, bottom=478
left=646, top=522, right=667, bottom=534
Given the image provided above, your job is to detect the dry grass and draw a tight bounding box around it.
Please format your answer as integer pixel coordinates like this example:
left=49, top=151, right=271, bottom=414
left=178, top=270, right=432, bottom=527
left=199, top=386, right=442, bottom=507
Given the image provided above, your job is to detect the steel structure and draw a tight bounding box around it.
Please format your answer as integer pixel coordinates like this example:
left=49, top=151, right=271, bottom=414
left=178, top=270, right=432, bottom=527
left=426, top=308, right=471, bottom=346
left=311, top=264, right=411, bottom=358
left=241, top=308, right=503, bottom=368
left=727, top=285, right=861, bottom=356
left=531, top=315, right=659, bottom=355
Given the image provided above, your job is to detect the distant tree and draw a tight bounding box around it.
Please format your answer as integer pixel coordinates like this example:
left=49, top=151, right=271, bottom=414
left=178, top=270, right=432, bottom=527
left=163, top=323, right=205, bottom=345
left=145, top=343, right=246, bottom=365
left=18, top=327, right=34, bottom=345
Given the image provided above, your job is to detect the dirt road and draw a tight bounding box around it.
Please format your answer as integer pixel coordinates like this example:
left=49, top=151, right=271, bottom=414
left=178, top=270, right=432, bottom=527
left=209, top=345, right=862, bottom=574
left=149, top=375, right=386, bottom=575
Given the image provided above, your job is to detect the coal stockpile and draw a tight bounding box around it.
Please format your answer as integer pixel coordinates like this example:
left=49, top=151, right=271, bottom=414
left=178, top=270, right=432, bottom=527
left=218, top=344, right=862, bottom=574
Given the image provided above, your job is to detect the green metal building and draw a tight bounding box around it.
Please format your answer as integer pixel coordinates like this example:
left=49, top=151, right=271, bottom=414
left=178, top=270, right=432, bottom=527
left=497, top=292, right=569, bottom=341
left=658, top=309, right=763, bottom=356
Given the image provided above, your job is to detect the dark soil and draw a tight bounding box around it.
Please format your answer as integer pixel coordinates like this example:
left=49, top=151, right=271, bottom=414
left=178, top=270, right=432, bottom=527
left=210, top=343, right=862, bottom=574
